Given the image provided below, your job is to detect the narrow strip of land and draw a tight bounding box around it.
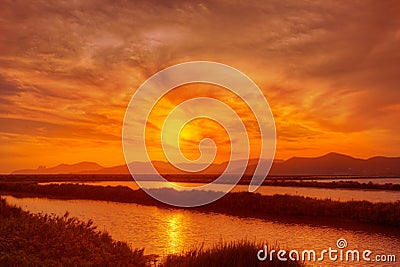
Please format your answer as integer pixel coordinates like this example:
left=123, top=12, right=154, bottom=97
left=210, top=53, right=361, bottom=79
left=1, top=182, right=399, bottom=228
left=1, top=174, right=400, bottom=190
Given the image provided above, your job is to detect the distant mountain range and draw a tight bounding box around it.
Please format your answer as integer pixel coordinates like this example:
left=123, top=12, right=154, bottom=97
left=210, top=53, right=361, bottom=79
left=12, top=162, right=104, bottom=174
left=269, top=152, right=400, bottom=176
left=11, top=152, right=400, bottom=176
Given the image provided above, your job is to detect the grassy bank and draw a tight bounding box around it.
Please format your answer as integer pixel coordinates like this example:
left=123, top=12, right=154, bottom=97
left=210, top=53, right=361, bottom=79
left=1, top=198, right=303, bottom=267
left=162, top=241, right=304, bottom=267
left=0, top=198, right=147, bottom=266
left=1, top=182, right=399, bottom=228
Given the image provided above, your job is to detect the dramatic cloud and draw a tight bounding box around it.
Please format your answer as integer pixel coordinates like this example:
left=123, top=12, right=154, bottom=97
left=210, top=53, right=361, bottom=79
left=0, top=0, right=399, bottom=172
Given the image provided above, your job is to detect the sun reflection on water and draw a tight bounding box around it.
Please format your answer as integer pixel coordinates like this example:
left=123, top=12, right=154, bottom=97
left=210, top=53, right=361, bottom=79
left=166, top=213, right=185, bottom=254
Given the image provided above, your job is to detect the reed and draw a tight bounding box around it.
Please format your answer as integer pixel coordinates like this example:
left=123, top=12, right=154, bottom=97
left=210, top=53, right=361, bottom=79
left=162, top=240, right=304, bottom=267
left=0, top=198, right=147, bottom=266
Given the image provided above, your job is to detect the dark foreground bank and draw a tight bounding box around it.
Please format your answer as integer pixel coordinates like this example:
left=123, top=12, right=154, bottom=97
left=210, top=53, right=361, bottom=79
left=0, top=198, right=146, bottom=266
left=1, top=182, right=399, bottom=228
left=0, top=198, right=304, bottom=267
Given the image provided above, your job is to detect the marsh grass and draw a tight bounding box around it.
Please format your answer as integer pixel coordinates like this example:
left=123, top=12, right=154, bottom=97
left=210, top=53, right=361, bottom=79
left=0, top=198, right=147, bottom=266
left=161, top=240, right=304, bottom=267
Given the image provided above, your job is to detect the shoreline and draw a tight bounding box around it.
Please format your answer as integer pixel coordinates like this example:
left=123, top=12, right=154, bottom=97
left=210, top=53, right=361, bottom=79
left=3, top=192, right=399, bottom=238
left=1, top=182, right=399, bottom=230
left=1, top=174, right=400, bottom=191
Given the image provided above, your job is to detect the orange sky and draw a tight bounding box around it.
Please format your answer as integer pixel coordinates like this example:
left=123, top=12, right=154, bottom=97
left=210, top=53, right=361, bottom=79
left=142, top=83, right=262, bottom=166
left=0, top=1, right=400, bottom=173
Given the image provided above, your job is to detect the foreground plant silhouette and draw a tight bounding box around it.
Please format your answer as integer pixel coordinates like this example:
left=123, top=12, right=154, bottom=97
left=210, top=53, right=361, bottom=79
left=0, top=198, right=146, bottom=266
left=162, top=241, right=304, bottom=267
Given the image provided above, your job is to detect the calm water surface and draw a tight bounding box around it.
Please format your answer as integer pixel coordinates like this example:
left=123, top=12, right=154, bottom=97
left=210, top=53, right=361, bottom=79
left=4, top=196, right=399, bottom=266
left=306, top=178, right=400, bottom=184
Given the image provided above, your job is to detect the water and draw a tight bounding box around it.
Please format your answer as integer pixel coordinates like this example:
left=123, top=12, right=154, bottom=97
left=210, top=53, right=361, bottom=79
left=3, top=196, right=399, bottom=266
left=301, top=178, right=400, bottom=184
left=40, top=181, right=400, bottom=203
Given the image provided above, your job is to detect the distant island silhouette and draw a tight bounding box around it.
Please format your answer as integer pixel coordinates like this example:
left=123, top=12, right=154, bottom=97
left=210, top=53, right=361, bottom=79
left=11, top=152, right=400, bottom=176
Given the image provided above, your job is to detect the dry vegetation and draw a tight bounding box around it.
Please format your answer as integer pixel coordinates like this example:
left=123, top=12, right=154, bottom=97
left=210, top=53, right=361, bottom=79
left=162, top=241, right=304, bottom=267
left=0, top=198, right=147, bottom=266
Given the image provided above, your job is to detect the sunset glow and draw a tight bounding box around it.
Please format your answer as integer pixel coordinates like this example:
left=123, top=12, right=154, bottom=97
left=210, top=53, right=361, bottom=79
left=1, top=1, right=399, bottom=173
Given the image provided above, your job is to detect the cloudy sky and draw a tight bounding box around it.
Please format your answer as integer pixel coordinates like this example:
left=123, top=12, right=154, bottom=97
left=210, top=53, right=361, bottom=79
left=0, top=0, right=399, bottom=173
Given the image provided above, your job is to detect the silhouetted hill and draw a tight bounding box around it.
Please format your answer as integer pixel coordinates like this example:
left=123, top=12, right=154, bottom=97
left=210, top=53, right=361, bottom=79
left=82, top=158, right=274, bottom=175
left=268, top=153, right=400, bottom=175
left=12, top=162, right=104, bottom=174
left=10, top=153, right=400, bottom=176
